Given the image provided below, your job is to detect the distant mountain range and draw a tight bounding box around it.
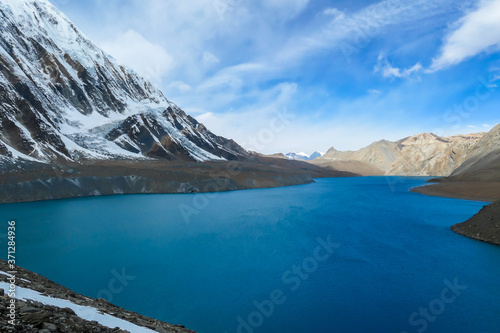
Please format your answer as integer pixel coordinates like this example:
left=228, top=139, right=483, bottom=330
left=311, top=129, right=499, bottom=177
left=285, top=151, right=324, bottom=161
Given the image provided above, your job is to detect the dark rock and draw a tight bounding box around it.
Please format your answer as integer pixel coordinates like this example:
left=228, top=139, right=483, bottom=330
left=61, top=307, right=76, bottom=315
left=0, top=259, right=197, bottom=332
left=22, top=311, right=52, bottom=327
left=452, top=200, right=500, bottom=246
left=42, top=322, right=57, bottom=331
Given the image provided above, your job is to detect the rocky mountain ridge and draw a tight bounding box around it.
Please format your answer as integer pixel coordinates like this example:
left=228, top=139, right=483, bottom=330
left=449, top=124, right=500, bottom=180
left=313, top=131, right=486, bottom=176
left=0, top=0, right=247, bottom=164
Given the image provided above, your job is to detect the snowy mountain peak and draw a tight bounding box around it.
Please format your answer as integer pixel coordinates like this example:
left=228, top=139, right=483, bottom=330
left=0, top=0, right=247, bottom=162
left=309, top=151, right=324, bottom=160
left=285, top=151, right=324, bottom=161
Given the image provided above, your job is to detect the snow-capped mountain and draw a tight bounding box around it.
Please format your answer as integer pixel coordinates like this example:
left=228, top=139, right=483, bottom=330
left=285, top=152, right=310, bottom=160
left=285, top=151, right=324, bottom=161
left=0, top=0, right=247, bottom=162
left=309, top=151, right=324, bottom=160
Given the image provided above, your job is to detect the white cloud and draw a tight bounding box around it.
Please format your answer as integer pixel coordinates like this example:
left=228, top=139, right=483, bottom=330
left=202, top=52, right=220, bottom=65
left=374, top=54, right=423, bottom=79
left=100, top=29, right=174, bottom=85
left=196, top=107, right=420, bottom=154
left=189, top=81, right=426, bottom=154
left=57, top=0, right=478, bottom=154
left=195, top=112, right=215, bottom=123
left=323, top=8, right=344, bottom=19
left=190, top=82, right=300, bottom=151
left=368, top=89, right=382, bottom=94
left=168, top=81, right=192, bottom=92
left=263, top=0, right=310, bottom=20
left=431, top=0, right=500, bottom=71
left=198, top=63, right=266, bottom=91
left=273, top=0, right=457, bottom=66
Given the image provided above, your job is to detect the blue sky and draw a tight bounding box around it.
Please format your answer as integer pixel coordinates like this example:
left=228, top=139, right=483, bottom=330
left=49, top=0, right=500, bottom=154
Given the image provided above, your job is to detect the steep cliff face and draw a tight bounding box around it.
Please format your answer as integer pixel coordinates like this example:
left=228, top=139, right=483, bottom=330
left=314, top=132, right=485, bottom=176
left=0, top=0, right=247, bottom=163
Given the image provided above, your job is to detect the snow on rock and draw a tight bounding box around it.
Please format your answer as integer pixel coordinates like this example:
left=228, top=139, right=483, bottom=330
left=284, top=151, right=324, bottom=161
left=0, top=270, right=31, bottom=283
left=0, top=0, right=247, bottom=163
left=0, top=281, right=157, bottom=333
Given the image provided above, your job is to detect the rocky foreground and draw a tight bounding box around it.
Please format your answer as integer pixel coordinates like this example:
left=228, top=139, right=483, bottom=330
left=451, top=200, right=500, bottom=246
left=0, top=260, right=195, bottom=333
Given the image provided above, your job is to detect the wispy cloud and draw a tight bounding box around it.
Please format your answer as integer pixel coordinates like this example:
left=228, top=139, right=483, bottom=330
left=50, top=0, right=500, bottom=153
left=374, top=54, right=423, bottom=79
left=273, top=0, right=458, bottom=65
left=100, top=29, right=174, bottom=86
left=202, top=52, right=220, bottom=65
left=431, top=0, right=500, bottom=71
left=168, top=81, right=192, bottom=92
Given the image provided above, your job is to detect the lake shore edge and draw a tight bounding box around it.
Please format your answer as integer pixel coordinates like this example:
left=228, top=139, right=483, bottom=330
left=0, top=259, right=196, bottom=332
left=0, top=157, right=357, bottom=204
left=412, top=180, right=500, bottom=246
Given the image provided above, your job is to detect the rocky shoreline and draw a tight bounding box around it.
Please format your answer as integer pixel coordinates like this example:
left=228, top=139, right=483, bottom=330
left=450, top=200, right=500, bottom=246
left=411, top=178, right=500, bottom=202
left=413, top=179, right=500, bottom=246
left=0, top=260, right=195, bottom=333
left=0, top=156, right=357, bottom=203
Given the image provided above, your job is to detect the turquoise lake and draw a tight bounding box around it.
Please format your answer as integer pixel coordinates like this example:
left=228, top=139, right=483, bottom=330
left=1, top=177, right=499, bottom=333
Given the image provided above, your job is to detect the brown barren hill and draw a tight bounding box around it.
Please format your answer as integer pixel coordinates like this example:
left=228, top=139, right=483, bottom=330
left=0, top=155, right=358, bottom=203
left=412, top=124, right=500, bottom=246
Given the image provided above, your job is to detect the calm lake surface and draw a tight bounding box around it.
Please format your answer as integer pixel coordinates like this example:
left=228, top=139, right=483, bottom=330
left=1, top=177, right=499, bottom=333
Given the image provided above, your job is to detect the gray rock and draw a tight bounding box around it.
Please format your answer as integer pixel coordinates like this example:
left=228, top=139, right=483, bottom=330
left=61, top=307, right=76, bottom=315
left=43, top=322, right=58, bottom=331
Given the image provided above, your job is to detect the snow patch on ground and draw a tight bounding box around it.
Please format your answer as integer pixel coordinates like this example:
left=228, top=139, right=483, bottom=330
left=0, top=271, right=31, bottom=283
left=0, top=282, right=157, bottom=333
